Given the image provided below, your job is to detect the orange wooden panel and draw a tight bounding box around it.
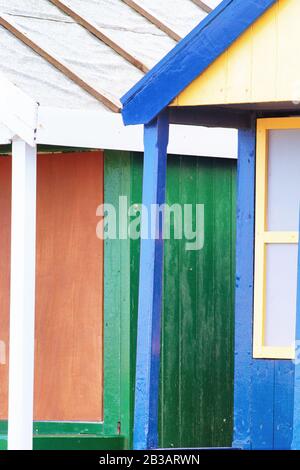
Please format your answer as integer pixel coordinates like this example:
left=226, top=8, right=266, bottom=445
left=0, top=151, right=103, bottom=422
left=0, top=156, right=11, bottom=420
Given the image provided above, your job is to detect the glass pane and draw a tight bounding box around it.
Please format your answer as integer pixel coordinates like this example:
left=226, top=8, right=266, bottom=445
left=268, top=130, right=300, bottom=231
left=265, top=244, right=298, bottom=348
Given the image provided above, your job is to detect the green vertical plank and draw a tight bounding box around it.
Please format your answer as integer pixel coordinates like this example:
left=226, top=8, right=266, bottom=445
left=159, top=155, right=181, bottom=448
left=104, top=150, right=131, bottom=443
left=129, top=152, right=143, bottom=448
left=196, top=157, right=215, bottom=448
left=212, top=159, right=236, bottom=446
left=178, top=155, right=199, bottom=447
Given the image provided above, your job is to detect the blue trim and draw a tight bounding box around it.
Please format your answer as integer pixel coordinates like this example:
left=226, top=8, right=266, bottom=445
left=292, top=211, right=300, bottom=449
left=274, top=361, right=294, bottom=450
left=121, top=0, right=277, bottom=125
left=133, top=111, right=169, bottom=450
left=232, top=125, right=256, bottom=450
left=233, top=121, right=295, bottom=450
left=251, top=360, right=274, bottom=449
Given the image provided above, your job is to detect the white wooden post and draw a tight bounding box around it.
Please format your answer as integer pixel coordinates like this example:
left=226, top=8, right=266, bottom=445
left=8, top=138, right=37, bottom=450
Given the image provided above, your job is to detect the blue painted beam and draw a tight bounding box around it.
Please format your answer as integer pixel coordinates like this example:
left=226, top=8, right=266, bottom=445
left=291, top=211, right=300, bottom=450
left=121, top=0, right=277, bottom=125
left=232, top=124, right=256, bottom=450
left=133, top=111, right=169, bottom=450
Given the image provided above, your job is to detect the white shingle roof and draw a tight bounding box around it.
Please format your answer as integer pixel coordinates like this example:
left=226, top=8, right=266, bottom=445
left=0, top=0, right=222, bottom=112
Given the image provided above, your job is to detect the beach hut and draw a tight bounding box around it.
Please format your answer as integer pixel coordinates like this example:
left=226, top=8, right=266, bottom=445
left=0, top=0, right=236, bottom=450
left=122, top=0, right=300, bottom=451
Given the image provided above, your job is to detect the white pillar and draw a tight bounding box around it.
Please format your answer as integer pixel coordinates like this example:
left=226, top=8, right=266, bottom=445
left=8, top=138, right=37, bottom=450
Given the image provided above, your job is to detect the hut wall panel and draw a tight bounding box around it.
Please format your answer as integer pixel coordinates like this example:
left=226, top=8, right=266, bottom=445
left=129, top=153, right=236, bottom=448
left=0, top=149, right=236, bottom=447
left=0, top=151, right=103, bottom=422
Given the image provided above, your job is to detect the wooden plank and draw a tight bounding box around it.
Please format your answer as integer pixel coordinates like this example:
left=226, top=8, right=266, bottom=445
left=179, top=156, right=198, bottom=447
left=8, top=139, right=37, bottom=450
left=133, top=111, right=169, bottom=450
left=0, top=157, right=11, bottom=422
left=159, top=154, right=181, bottom=448
left=174, top=0, right=300, bottom=108
left=0, top=74, right=38, bottom=146
left=121, top=0, right=277, bottom=125
left=212, top=159, right=236, bottom=447
left=274, top=361, right=294, bottom=450
left=102, top=151, right=123, bottom=435
left=0, top=14, right=121, bottom=113
left=49, top=0, right=149, bottom=73
left=123, top=0, right=181, bottom=42
left=34, top=151, right=103, bottom=422
left=0, top=151, right=104, bottom=424
left=191, top=0, right=212, bottom=14
left=250, top=360, right=274, bottom=449
left=232, top=125, right=256, bottom=450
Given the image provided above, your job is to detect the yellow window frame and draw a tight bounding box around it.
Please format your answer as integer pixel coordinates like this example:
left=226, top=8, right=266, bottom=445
left=253, top=117, right=300, bottom=360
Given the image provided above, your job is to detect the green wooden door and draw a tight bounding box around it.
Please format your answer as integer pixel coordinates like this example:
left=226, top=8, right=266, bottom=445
left=129, top=153, right=236, bottom=448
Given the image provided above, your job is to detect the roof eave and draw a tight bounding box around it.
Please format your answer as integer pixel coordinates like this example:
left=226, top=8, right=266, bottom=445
left=121, top=0, right=277, bottom=126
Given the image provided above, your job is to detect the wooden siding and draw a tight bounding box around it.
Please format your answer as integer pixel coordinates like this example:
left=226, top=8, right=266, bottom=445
left=172, top=0, right=300, bottom=107
left=0, top=149, right=236, bottom=448
left=0, top=151, right=104, bottom=422
left=130, top=153, right=236, bottom=448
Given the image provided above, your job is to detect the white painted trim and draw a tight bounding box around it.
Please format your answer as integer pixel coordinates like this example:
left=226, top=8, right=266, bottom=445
left=37, top=106, right=237, bottom=158
left=8, top=139, right=37, bottom=450
left=0, top=75, right=39, bottom=147
left=0, top=124, right=13, bottom=145
left=0, top=77, right=237, bottom=158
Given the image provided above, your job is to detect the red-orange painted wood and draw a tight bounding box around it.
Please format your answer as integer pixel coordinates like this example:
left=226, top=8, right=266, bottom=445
left=0, top=151, right=103, bottom=422
left=0, top=156, right=11, bottom=420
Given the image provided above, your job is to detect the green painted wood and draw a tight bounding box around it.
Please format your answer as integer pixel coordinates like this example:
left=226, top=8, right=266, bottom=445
left=0, top=435, right=126, bottom=450
left=104, top=150, right=132, bottom=441
left=129, top=154, right=236, bottom=448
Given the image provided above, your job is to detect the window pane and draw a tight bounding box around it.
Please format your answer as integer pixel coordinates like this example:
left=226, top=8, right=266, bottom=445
left=268, top=130, right=300, bottom=231
left=265, top=244, right=297, bottom=348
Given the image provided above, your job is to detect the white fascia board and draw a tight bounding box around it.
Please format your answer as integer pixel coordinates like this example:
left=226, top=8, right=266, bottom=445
left=0, top=123, right=14, bottom=145
left=0, top=75, right=39, bottom=147
left=37, top=106, right=237, bottom=159
left=169, top=124, right=237, bottom=159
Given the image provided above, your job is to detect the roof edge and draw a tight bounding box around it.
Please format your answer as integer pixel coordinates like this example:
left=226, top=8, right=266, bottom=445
left=121, top=0, right=277, bottom=126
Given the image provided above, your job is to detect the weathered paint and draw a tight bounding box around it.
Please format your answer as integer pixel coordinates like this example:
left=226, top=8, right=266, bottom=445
left=133, top=112, right=169, bottom=450
left=233, top=120, right=294, bottom=450
left=174, top=0, right=300, bottom=108
left=130, top=153, right=236, bottom=448
left=121, top=0, right=276, bottom=125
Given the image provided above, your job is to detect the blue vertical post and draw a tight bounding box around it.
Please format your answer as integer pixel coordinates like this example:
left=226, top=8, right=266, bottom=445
left=133, top=111, right=169, bottom=450
left=232, top=123, right=256, bottom=449
left=291, top=211, right=300, bottom=449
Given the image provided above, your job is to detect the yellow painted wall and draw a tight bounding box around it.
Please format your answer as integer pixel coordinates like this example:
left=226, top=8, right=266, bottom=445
left=172, top=0, right=300, bottom=107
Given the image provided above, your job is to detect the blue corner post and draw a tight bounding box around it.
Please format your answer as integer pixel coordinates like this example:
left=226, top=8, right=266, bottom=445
left=133, top=110, right=169, bottom=450
left=232, top=123, right=256, bottom=450
left=292, top=210, right=300, bottom=449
